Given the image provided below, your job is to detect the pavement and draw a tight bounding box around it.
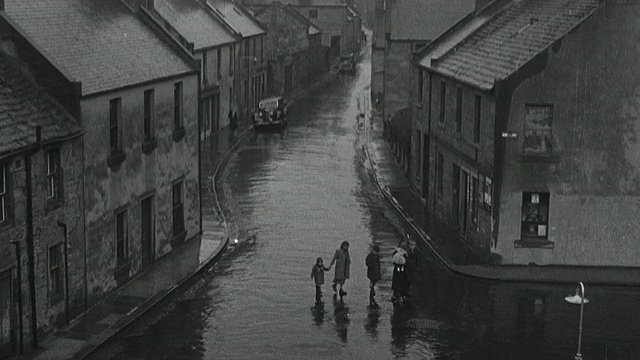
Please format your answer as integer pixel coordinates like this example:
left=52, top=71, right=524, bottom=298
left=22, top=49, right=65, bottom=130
left=364, top=103, right=640, bottom=287
left=19, top=68, right=340, bottom=360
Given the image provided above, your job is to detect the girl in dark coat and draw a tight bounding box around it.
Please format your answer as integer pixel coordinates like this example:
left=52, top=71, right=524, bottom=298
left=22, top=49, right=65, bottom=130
left=311, top=257, right=331, bottom=302
left=330, top=241, right=351, bottom=297
left=365, top=245, right=381, bottom=306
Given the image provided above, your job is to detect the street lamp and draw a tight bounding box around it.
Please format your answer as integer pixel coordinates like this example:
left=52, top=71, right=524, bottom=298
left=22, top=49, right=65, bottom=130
left=564, top=282, right=589, bottom=360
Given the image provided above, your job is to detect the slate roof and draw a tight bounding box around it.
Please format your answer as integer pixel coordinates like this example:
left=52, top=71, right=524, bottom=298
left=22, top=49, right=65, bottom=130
left=206, top=0, right=266, bottom=38
left=245, top=0, right=346, bottom=7
left=5, top=0, right=196, bottom=96
left=417, top=0, right=601, bottom=90
left=389, top=0, right=474, bottom=41
left=285, top=5, right=322, bottom=35
left=153, top=0, right=237, bottom=50
left=0, top=53, right=82, bottom=158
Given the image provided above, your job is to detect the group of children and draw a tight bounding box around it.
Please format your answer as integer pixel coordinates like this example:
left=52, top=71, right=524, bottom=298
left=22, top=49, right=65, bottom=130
left=312, top=238, right=413, bottom=307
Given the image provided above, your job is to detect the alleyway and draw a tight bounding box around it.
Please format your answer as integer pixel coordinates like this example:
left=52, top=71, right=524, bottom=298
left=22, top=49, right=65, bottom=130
left=84, top=48, right=640, bottom=360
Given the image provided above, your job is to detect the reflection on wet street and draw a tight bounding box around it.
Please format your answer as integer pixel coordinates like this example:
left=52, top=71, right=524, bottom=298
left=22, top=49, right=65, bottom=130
left=87, top=53, right=640, bottom=360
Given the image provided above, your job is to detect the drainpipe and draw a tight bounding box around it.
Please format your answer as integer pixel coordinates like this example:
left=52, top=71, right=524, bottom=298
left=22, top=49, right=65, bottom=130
left=25, top=126, right=41, bottom=348
left=9, top=240, right=23, bottom=355
left=57, top=222, right=69, bottom=325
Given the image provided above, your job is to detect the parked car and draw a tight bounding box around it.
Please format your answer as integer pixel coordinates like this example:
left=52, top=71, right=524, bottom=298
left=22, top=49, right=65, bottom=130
left=253, top=96, right=288, bottom=131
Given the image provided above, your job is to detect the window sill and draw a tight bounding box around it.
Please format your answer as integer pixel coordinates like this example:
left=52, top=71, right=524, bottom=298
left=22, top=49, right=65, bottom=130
left=114, top=261, right=131, bottom=281
left=173, top=127, right=186, bottom=142
left=519, top=155, right=558, bottom=163
left=142, top=138, right=158, bottom=154
left=45, top=197, right=64, bottom=213
left=107, top=150, right=126, bottom=168
left=171, top=229, right=187, bottom=247
left=514, top=239, right=554, bottom=249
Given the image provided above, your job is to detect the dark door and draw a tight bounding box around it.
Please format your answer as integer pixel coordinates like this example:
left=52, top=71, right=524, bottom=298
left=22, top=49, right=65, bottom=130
left=330, top=35, right=341, bottom=56
left=212, top=94, right=220, bottom=133
left=452, top=164, right=460, bottom=229
left=141, top=196, right=154, bottom=269
left=460, top=170, right=469, bottom=234
left=284, top=65, right=293, bottom=95
left=0, top=271, right=15, bottom=359
left=422, top=134, right=429, bottom=202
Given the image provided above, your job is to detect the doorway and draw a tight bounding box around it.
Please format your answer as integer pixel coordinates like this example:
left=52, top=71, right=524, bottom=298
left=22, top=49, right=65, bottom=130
left=0, top=270, right=15, bottom=359
left=141, top=196, right=155, bottom=269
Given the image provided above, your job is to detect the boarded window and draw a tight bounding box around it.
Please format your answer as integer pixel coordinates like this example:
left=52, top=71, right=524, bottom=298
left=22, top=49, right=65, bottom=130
left=524, top=105, right=553, bottom=156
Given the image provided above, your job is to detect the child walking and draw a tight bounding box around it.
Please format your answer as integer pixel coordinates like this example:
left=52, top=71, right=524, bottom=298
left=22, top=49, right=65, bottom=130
left=311, top=257, right=331, bottom=302
left=365, top=245, right=381, bottom=307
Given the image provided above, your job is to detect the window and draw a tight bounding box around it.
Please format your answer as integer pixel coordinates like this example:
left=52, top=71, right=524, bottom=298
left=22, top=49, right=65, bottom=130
left=439, top=81, right=446, bottom=124
left=252, top=39, right=256, bottom=63
left=456, top=87, right=462, bottom=133
left=524, top=105, right=553, bottom=156
left=116, top=210, right=128, bottom=263
left=483, top=176, right=492, bottom=210
left=144, top=90, right=154, bottom=141
left=0, top=164, right=8, bottom=224
left=417, top=69, right=423, bottom=104
left=229, top=45, right=234, bottom=75
left=521, top=192, right=550, bottom=240
left=202, top=51, right=207, bottom=82
left=470, top=176, right=478, bottom=225
left=437, top=153, right=444, bottom=194
left=474, top=95, right=481, bottom=143
left=309, top=9, right=318, bottom=18
left=46, top=148, right=62, bottom=202
left=415, top=130, right=421, bottom=175
left=172, top=181, right=185, bottom=237
left=109, top=97, right=121, bottom=152
left=49, top=243, right=63, bottom=301
left=217, top=48, right=221, bottom=78
left=173, top=82, right=183, bottom=129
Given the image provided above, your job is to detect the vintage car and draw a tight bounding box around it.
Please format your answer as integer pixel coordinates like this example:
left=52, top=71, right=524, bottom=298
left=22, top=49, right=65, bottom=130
left=253, top=96, right=288, bottom=131
left=338, top=53, right=356, bottom=75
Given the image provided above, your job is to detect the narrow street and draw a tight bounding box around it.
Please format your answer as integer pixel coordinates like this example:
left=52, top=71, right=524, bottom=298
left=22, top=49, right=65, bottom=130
left=86, top=49, right=640, bottom=360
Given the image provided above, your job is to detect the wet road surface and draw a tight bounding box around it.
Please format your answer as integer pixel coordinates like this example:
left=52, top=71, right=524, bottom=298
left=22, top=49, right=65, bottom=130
left=86, top=52, right=640, bottom=360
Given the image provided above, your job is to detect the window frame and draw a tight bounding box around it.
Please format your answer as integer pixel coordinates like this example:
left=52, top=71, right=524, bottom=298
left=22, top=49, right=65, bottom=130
left=109, top=97, right=122, bottom=153
left=0, top=163, right=10, bottom=225
left=523, top=104, right=553, bottom=157
left=483, top=176, right=492, bottom=211
left=172, top=180, right=186, bottom=241
left=436, top=153, right=444, bottom=195
left=473, top=95, right=481, bottom=143
left=439, top=81, right=446, bottom=124
left=46, top=148, right=63, bottom=207
left=519, top=192, right=552, bottom=246
left=115, top=209, right=129, bottom=264
left=456, top=87, right=463, bottom=133
left=48, top=243, right=64, bottom=303
left=217, top=48, right=222, bottom=79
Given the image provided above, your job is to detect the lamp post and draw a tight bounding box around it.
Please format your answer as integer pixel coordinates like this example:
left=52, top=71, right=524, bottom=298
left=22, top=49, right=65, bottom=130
left=564, top=282, right=588, bottom=360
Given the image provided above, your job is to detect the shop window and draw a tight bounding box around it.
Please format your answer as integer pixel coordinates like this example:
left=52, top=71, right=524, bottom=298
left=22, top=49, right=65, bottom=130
left=483, top=176, right=492, bottom=210
left=524, top=105, right=552, bottom=156
left=521, top=192, right=550, bottom=241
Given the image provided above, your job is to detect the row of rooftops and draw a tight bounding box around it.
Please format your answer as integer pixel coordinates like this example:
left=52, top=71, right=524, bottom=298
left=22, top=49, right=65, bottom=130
left=413, top=0, right=602, bottom=91
left=0, top=0, right=341, bottom=158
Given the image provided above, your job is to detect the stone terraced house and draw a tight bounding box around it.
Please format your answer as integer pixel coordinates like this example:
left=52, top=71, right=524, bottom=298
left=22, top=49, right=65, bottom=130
left=412, top=0, right=640, bottom=269
left=3, top=0, right=202, bottom=307
left=0, top=50, right=83, bottom=356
